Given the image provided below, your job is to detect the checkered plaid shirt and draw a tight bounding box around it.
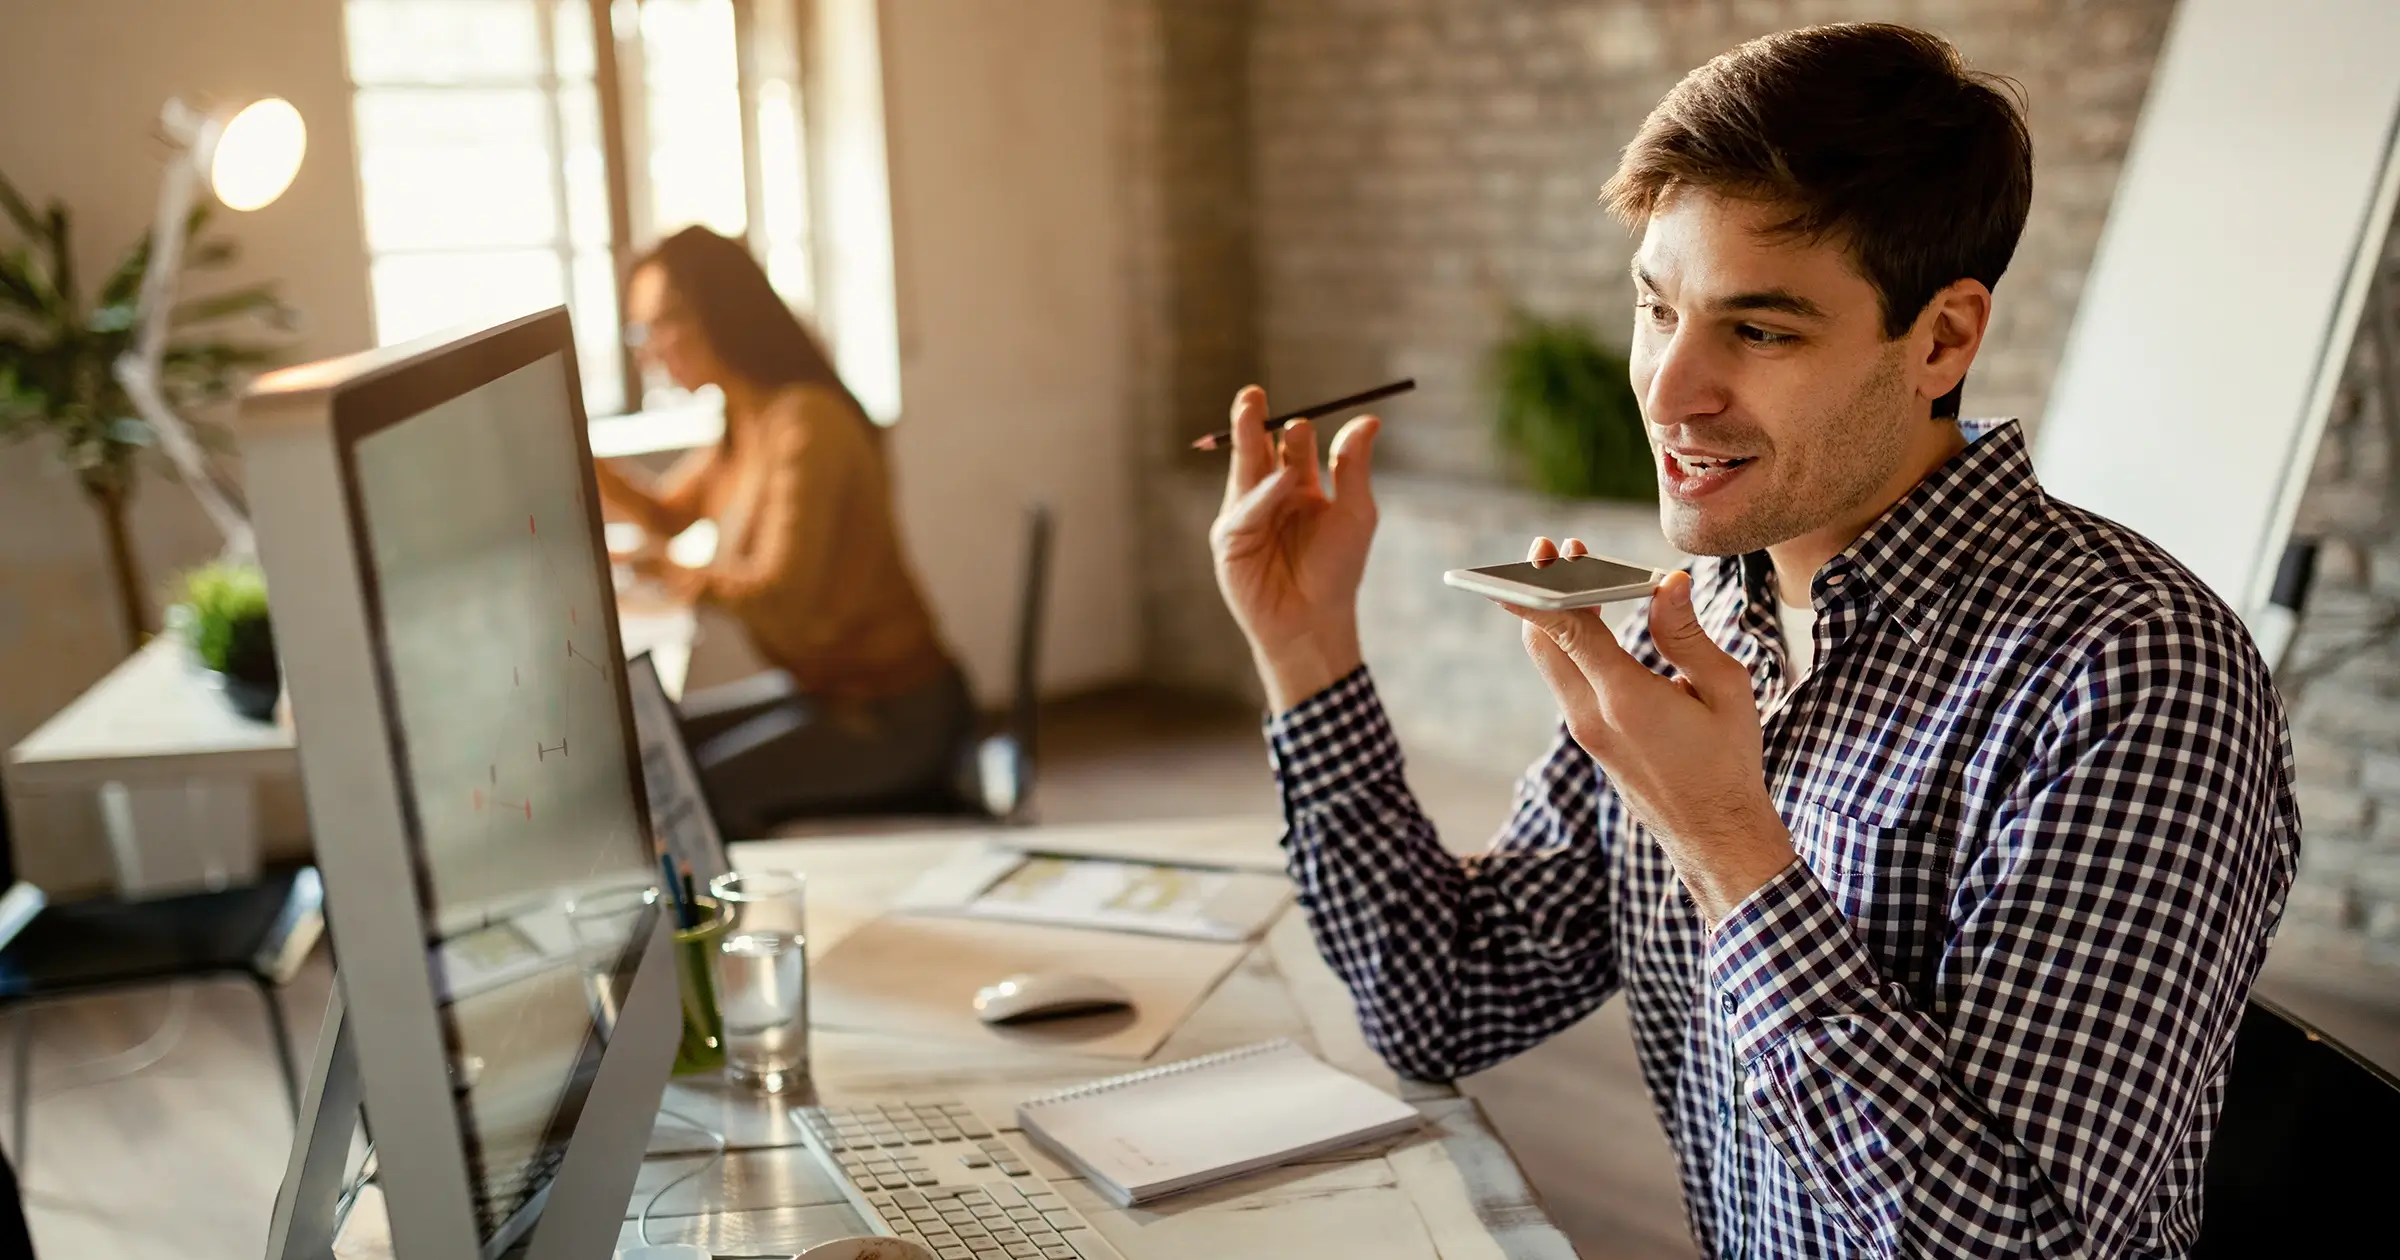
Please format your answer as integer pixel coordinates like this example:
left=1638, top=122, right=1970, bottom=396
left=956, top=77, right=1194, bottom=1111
left=1267, top=421, right=2300, bottom=1259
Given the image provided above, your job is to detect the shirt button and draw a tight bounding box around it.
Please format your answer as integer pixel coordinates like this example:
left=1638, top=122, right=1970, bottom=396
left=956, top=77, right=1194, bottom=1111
left=1717, top=1098, right=1731, bottom=1125
left=1719, top=991, right=1738, bottom=1016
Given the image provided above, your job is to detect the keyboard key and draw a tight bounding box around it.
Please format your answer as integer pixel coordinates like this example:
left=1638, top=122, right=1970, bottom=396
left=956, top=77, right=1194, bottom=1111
left=1006, top=1207, right=1042, bottom=1223
left=908, top=1171, right=939, bottom=1186
left=1022, top=1193, right=1067, bottom=1212
left=1041, top=1210, right=1080, bottom=1232
left=1040, top=1246, right=1078, bottom=1260
left=957, top=1120, right=995, bottom=1138
left=958, top=1152, right=991, bottom=1169
left=1008, top=1245, right=1043, bottom=1259
left=997, top=1161, right=1030, bottom=1176
left=937, top=1248, right=974, bottom=1260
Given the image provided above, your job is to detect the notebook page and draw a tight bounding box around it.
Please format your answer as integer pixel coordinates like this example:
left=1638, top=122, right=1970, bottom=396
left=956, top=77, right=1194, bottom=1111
left=1024, top=1042, right=1418, bottom=1195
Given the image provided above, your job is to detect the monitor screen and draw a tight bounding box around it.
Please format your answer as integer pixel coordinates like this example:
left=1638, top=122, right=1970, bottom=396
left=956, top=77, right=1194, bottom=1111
left=349, top=352, right=656, bottom=1241
left=626, top=652, right=728, bottom=888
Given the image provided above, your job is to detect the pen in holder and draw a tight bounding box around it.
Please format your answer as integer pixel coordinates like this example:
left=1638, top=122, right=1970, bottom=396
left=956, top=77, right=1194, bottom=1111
left=669, top=895, right=729, bottom=1076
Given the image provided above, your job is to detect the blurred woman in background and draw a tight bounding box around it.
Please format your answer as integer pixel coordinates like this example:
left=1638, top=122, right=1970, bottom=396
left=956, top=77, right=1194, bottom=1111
left=594, top=226, right=968, bottom=833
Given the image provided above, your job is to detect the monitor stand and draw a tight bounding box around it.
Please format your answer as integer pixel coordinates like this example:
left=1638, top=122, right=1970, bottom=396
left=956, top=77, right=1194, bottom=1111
left=265, top=985, right=367, bottom=1260
left=261, top=918, right=680, bottom=1260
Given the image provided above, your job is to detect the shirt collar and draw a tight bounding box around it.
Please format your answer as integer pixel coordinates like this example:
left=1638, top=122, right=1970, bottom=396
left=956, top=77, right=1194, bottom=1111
left=1716, top=419, right=2045, bottom=642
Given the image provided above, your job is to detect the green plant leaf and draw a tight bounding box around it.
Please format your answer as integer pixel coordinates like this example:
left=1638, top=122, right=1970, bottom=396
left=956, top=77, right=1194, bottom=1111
left=170, top=283, right=290, bottom=329
left=176, top=559, right=271, bottom=671
left=0, top=171, right=42, bottom=242
left=46, top=206, right=72, bottom=310
left=0, top=170, right=295, bottom=499
left=185, top=237, right=239, bottom=270
left=1489, top=309, right=1655, bottom=504
left=0, top=247, right=55, bottom=322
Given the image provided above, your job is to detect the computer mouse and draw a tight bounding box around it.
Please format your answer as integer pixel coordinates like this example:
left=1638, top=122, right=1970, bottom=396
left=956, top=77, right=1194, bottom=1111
left=972, top=971, right=1135, bottom=1024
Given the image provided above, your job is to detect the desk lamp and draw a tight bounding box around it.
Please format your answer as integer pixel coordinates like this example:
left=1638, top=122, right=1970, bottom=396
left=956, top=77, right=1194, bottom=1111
left=113, top=96, right=307, bottom=558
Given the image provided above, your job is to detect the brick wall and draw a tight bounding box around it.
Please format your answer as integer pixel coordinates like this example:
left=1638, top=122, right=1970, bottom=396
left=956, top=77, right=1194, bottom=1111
left=2270, top=238, right=2400, bottom=972
left=1117, top=0, right=2185, bottom=702
left=1245, top=0, right=2176, bottom=480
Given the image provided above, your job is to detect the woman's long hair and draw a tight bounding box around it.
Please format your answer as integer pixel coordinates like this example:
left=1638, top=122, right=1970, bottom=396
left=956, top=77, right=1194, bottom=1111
left=634, top=226, right=869, bottom=424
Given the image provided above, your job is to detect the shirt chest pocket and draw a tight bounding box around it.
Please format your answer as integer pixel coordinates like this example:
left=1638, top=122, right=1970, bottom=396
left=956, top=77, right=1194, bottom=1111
left=1794, top=804, right=1951, bottom=1002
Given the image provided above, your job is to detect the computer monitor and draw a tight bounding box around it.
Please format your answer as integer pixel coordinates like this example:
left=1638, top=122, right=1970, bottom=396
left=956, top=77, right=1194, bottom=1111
left=239, top=308, right=681, bottom=1259
left=625, top=651, right=728, bottom=889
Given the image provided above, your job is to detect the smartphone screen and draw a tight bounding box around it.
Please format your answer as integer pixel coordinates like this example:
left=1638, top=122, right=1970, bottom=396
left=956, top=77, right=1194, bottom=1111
left=1467, top=554, right=1655, bottom=594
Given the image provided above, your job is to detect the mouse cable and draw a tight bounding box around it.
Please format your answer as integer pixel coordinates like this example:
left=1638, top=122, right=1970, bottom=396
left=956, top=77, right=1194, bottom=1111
left=640, top=1106, right=729, bottom=1245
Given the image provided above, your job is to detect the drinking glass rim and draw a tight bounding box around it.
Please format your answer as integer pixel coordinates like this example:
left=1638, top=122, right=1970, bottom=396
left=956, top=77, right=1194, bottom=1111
left=709, top=870, right=805, bottom=902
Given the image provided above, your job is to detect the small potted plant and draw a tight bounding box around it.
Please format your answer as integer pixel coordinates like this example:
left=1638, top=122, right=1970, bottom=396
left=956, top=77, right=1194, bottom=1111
left=1491, top=309, right=1657, bottom=502
left=175, top=560, right=279, bottom=721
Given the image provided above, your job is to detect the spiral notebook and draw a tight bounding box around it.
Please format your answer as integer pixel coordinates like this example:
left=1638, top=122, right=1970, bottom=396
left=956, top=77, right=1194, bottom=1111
left=1014, top=1039, right=1423, bottom=1207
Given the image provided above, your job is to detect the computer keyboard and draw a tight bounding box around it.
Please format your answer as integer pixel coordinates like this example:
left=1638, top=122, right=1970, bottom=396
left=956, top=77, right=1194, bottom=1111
left=795, top=1099, right=1123, bottom=1260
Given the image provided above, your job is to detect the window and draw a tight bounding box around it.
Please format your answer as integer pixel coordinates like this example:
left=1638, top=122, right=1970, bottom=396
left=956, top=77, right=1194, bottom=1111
left=344, top=0, right=816, bottom=418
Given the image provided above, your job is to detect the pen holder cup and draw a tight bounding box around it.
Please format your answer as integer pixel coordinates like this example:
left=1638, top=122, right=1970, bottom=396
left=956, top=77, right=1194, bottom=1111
left=670, top=896, right=729, bottom=1076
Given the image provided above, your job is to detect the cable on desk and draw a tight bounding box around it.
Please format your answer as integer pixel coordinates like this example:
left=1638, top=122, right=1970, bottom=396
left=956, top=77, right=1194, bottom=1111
left=640, top=1106, right=728, bottom=1245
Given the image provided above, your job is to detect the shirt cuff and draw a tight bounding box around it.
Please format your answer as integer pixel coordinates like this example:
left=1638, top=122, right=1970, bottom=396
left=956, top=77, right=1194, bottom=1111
left=1704, top=859, right=1894, bottom=1065
left=1264, top=665, right=1403, bottom=807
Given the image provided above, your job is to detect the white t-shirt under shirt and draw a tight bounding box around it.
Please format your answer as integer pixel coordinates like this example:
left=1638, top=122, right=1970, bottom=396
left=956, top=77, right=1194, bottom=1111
left=1779, top=588, right=1818, bottom=679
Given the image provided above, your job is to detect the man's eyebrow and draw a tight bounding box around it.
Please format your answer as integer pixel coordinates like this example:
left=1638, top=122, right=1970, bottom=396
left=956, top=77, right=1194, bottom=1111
left=1630, top=262, right=1827, bottom=321
left=1712, top=289, right=1827, bottom=321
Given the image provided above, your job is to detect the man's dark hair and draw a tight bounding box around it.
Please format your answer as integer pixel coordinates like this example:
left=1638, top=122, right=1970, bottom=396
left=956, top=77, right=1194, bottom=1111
left=1601, top=23, right=2032, bottom=420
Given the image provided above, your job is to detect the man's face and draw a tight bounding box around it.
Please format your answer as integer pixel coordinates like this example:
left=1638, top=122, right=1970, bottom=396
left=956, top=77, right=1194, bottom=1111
left=1629, top=189, right=1936, bottom=559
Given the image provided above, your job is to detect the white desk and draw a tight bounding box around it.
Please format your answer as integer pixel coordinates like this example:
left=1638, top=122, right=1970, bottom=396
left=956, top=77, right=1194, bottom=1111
left=335, top=817, right=1575, bottom=1258
left=3, top=604, right=696, bottom=897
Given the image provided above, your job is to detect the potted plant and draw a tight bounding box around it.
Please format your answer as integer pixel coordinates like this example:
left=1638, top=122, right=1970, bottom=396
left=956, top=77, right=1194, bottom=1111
left=0, top=170, right=292, bottom=655
left=175, top=560, right=279, bottom=721
left=1490, top=309, right=1656, bottom=502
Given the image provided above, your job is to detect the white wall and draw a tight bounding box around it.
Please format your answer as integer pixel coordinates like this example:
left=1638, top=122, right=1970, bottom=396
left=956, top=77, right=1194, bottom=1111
left=874, top=0, right=1140, bottom=702
left=0, top=0, right=374, bottom=887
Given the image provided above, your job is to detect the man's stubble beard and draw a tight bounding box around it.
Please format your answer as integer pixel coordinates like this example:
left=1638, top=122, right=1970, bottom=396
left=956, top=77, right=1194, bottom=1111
left=1656, top=345, right=1915, bottom=559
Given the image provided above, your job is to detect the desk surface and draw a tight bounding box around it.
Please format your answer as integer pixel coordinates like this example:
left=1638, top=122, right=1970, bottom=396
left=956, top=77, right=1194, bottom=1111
left=339, top=817, right=1575, bottom=1259
left=5, top=605, right=695, bottom=789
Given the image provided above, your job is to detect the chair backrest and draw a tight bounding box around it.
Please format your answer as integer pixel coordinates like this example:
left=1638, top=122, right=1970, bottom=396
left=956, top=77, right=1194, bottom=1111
left=1007, top=502, right=1054, bottom=796
left=0, top=778, right=15, bottom=888
left=2194, top=994, right=2400, bottom=1255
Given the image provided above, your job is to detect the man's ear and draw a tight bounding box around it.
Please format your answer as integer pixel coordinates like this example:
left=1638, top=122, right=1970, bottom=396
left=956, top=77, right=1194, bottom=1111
left=1915, top=278, right=1993, bottom=408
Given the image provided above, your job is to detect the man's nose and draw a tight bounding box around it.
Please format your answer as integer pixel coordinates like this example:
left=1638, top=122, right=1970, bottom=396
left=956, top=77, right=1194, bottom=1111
left=1641, top=328, right=1732, bottom=427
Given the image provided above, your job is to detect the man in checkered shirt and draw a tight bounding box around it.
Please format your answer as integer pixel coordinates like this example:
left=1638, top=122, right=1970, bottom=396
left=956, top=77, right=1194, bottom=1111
left=1207, top=23, right=2299, bottom=1260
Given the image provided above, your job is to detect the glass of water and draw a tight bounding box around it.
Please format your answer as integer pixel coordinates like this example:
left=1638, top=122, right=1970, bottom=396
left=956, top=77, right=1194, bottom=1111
left=561, top=882, right=657, bottom=1034
left=709, top=870, right=808, bottom=1093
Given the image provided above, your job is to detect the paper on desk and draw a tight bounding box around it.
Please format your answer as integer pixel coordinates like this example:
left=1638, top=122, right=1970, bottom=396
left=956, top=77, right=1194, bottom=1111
left=810, top=914, right=1246, bottom=1061
left=894, top=843, right=1292, bottom=942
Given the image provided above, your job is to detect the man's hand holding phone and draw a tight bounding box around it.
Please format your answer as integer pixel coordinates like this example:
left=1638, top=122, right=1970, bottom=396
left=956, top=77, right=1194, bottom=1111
left=1208, top=385, right=1384, bottom=713
left=1492, top=537, right=1796, bottom=927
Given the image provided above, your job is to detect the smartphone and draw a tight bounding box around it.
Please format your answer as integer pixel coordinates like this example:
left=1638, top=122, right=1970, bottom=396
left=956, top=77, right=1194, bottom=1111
left=1442, top=553, right=1662, bottom=610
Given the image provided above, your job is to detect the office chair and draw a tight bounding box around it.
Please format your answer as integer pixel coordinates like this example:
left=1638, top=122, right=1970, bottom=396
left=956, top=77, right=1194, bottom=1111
left=2193, top=993, right=2400, bottom=1254
left=696, top=501, right=1053, bottom=829
left=0, top=781, right=318, bottom=1167
left=955, top=500, right=1053, bottom=822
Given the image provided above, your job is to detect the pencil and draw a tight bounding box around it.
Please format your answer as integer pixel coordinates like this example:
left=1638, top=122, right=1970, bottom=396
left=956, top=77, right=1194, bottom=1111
left=1189, top=378, right=1416, bottom=452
